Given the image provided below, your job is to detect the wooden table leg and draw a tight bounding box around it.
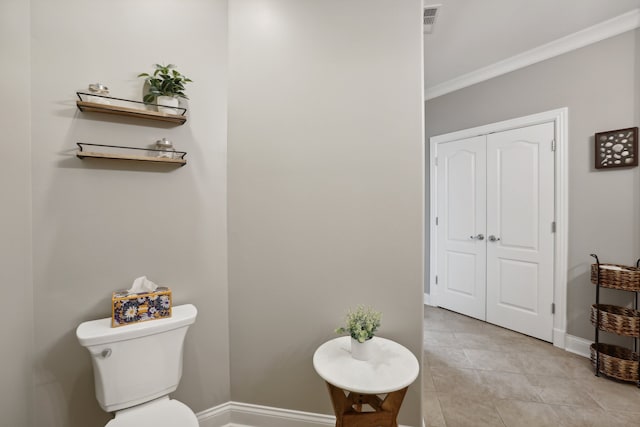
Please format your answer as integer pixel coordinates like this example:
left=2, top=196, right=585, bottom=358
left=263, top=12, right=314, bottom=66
left=380, top=387, right=408, bottom=427
left=326, top=382, right=349, bottom=427
left=325, top=382, right=409, bottom=427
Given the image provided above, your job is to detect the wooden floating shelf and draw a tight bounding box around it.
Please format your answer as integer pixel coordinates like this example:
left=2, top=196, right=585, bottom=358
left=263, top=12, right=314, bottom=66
left=77, top=101, right=187, bottom=125
left=77, top=150, right=187, bottom=165
left=76, top=92, right=187, bottom=125
left=76, top=143, right=187, bottom=166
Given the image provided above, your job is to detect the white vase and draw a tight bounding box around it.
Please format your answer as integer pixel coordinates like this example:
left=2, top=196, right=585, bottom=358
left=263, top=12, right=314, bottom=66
left=351, top=337, right=374, bottom=361
left=156, top=95, right=180, bottom=115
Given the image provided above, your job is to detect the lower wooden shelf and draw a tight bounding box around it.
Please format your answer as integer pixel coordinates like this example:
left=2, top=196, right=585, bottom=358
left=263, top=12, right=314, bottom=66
left=76, top=143, right=187, bottom=166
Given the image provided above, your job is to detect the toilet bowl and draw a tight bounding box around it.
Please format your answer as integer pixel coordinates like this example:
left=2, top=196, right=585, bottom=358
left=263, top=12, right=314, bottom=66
left=105, top=396, right=198, bottom=427
left=76, top=304, right=198, bottom=427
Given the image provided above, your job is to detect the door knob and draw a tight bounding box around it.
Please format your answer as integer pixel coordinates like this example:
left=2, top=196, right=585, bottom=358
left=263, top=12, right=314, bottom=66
left=470, top=234, right=484, bottom=241
left=488, top=235, right=501, bottom=242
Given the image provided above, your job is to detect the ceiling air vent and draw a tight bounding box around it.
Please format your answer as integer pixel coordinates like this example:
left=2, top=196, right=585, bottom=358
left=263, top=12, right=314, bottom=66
left=423, top=4, right=441, bottom=34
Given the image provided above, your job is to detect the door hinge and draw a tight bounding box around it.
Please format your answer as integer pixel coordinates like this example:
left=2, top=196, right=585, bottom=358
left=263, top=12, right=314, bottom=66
left=551, top=221, right=556, bottom=233
left=435, top=275, right=438, bottom=285
left=551, top=303, right=555, bottom=314
left=434, top=156, right=438, bottom=166
left=435, top=216, right=439, bottom=226
left=551, top=139, right=556, bottom=151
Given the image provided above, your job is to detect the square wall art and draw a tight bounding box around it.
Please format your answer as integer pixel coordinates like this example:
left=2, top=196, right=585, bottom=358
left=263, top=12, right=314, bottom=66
left=595, top=127, right=638, bottom=169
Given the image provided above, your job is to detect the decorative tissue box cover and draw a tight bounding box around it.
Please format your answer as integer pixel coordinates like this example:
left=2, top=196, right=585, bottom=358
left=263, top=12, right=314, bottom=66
left=111, top=287, right=172, bottom=327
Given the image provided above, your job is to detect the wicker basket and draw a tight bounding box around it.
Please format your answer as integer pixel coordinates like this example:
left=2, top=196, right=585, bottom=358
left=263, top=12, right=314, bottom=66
left=590, top=343, right=639, bottom=382
left=590, top=263, right=640, bottom=291
left=590, top=304, right=640, bottom=337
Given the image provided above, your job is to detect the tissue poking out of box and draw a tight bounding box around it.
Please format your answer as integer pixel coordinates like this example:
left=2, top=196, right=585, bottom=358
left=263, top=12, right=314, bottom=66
left=112, top=287, right=172, bottom=327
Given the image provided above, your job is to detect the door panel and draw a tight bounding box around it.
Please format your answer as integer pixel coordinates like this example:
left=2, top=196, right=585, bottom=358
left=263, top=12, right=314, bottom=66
left=446, top=251, right=477, bottom=296
left=486, top=122, right=555, bottom=341
left=436, top=136, right=486, bottom=320
left=497, top=259, right=538, bottom=313
left=447, top=150, right=478, bottom=241
left=498, top=142, right=539, bottom=250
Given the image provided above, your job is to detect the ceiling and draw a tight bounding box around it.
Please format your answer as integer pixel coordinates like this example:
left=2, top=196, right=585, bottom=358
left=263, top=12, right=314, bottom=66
left=424, top=0, right=640, bottom=92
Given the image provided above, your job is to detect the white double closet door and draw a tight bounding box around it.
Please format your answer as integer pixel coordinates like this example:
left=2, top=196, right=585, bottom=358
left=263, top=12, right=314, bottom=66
left=436, top=122, right=555, bottom=341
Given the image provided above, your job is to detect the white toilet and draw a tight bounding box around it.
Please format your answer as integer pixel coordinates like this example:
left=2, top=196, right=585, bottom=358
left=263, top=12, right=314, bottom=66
left=76, top=304, right=199, bottom=427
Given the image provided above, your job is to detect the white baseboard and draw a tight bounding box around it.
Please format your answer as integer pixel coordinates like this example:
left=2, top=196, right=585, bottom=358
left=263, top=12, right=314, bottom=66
left=228, top=402, right=335, bottom=427
left=565, top=334, right=591, bottom=358
left=197, top=401, right=418, bottom=427
left=197, top=402, right=231, bottom=427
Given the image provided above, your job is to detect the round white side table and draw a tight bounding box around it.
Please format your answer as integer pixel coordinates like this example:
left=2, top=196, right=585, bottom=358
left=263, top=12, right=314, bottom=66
left=313, top=336, right=419, bottom=427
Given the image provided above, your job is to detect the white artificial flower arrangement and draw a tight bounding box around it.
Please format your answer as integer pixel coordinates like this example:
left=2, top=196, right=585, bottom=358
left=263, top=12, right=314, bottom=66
left=335, top=305, right=382, bottom=343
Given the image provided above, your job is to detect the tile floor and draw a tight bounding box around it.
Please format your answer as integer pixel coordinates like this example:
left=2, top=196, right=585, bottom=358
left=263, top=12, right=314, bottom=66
left=423, top=306, right=640, bottom=427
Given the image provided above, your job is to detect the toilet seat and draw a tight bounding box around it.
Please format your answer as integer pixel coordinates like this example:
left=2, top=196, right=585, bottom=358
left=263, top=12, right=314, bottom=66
left=105, top=397, right=198, bottom=427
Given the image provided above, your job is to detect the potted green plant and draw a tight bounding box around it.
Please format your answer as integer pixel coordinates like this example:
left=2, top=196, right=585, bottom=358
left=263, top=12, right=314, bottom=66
left=335, top=305, right=382, bottom=360
left=138, top=64, right=192, bottom=115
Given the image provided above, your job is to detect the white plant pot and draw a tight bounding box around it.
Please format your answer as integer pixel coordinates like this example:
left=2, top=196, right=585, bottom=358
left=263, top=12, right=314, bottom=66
left=156, top=96, right=180, bottom=115
left=351, top=337, right=375, bottom=361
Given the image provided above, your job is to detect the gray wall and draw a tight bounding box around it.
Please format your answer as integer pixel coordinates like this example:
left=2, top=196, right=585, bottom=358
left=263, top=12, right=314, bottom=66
left=2, top=1, right=426, bottom=426
left=0, top=1, right=33, bottom=426
left=425, top=30, right=640, bottom=341
left=29, top=1, right=230, bottom=426
left=227, top=0, right=425, bottom=425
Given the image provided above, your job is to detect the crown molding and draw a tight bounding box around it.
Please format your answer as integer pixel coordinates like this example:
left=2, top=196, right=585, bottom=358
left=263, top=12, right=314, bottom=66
left=425, top=8, right=640, bottom=100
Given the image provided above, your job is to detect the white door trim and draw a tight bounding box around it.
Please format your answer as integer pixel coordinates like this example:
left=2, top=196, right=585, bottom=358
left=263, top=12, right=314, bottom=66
left=428, top=108, right=569, bottom=348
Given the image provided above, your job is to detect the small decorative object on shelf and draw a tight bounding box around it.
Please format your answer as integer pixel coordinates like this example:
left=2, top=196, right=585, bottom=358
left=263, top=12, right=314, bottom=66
left=76, top=142, right=187, bottom=166
left=138, top=64, right=192, bottom=115
left=594, top=127, right=638, bottom=169
left=154, top=138, right=177, bottom=159
left=335, top=305, right=382, bottom=361
left=76, top=92, right=187, bottom=125
left=589, top=254, right=640, bottom=387
left=87, top=83, right=110, bottom=104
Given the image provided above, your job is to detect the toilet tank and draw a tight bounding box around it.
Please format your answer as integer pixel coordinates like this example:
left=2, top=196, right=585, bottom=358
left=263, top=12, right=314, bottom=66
left=76, top=304, right=197, bottom=412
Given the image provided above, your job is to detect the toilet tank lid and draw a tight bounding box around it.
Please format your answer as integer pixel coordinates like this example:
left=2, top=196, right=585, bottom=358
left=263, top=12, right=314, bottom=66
left=76, top=304, right=197, bottom=347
